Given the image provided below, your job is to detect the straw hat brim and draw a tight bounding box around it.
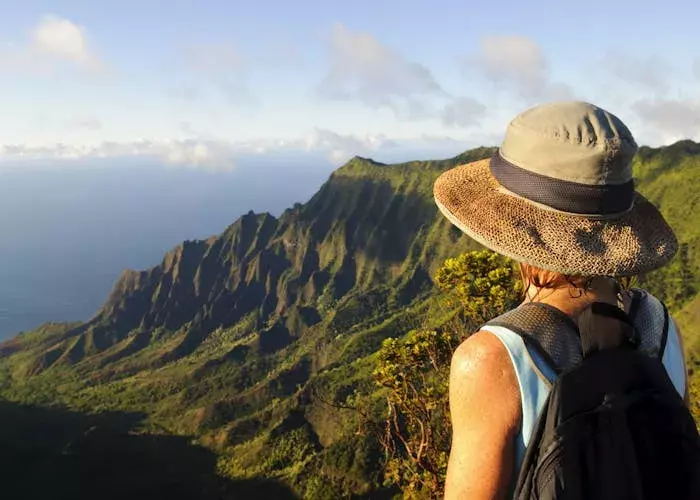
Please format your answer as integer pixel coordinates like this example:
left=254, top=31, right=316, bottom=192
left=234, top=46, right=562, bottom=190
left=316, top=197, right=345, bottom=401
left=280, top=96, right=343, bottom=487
left=434, top=159, right=678, bottom=277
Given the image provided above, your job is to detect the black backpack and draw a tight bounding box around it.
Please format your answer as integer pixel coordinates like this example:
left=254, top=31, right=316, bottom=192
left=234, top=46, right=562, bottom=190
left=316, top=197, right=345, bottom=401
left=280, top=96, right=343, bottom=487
left=493, top=299, right=700, bottom=500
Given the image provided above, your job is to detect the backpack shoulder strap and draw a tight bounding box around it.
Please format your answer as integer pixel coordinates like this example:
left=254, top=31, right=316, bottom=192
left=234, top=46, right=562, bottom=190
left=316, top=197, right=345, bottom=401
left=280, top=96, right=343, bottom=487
left=486, top=291, right=672, bottom=375
left=578, top=301, right=637, bottom=358
left=626, top=288, right=670, bottom=360
left=486, top=302, right=583, bottom=374
left=659, top=301, right=670, bottom=360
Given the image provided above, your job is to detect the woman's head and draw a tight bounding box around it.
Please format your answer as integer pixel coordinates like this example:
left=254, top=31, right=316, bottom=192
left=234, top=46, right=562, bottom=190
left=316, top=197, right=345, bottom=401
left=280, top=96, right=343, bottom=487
left=434, top=101, right=677, bottom=278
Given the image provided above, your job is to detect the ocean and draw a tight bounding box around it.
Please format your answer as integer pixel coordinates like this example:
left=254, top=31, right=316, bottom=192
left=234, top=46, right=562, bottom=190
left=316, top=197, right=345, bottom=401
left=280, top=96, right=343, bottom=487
left=0, top=155, right=332, bottom=339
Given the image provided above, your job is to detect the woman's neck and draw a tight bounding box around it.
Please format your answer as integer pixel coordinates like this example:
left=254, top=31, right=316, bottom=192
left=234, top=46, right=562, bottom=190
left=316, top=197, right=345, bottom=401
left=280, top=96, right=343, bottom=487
left=524, top=276, right=621, bottom=323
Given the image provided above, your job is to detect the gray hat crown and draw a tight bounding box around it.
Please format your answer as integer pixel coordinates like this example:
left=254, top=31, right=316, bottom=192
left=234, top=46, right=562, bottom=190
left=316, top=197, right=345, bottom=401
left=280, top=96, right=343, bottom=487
left=499, top=101, right=638, bottom=186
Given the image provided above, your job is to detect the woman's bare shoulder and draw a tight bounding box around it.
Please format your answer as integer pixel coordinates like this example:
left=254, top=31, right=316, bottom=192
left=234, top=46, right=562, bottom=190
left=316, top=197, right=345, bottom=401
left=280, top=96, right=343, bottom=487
left=445, top=330, right=521, bottom=499
left=451, top=330, right=514, bottom=379
left=449, top=330, right=520, bottom=419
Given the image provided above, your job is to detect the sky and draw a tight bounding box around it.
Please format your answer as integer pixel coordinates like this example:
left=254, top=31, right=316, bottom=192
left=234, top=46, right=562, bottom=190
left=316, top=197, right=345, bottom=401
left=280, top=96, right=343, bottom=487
left=0, top=0, right=699, bottom=168
left=0, top=0, right=699, bottom=336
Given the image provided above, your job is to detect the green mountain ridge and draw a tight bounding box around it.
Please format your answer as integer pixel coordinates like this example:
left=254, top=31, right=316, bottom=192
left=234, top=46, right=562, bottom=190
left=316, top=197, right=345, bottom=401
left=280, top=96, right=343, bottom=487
left=0, top=142, right=699, bottom=498
left=4, top=148, right=494, bottom=376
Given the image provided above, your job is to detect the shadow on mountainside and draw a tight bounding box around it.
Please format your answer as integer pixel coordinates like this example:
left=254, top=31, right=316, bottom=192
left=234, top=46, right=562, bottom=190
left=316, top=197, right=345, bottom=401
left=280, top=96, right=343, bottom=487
left=0, top=400, right=298, bottom=500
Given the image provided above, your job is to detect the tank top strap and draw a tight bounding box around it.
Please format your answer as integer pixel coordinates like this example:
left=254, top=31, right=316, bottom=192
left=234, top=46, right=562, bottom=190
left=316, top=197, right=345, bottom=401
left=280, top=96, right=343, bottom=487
left=480, top=324, right=555, bottom=473
left=662, top=317, right=686, bottom=396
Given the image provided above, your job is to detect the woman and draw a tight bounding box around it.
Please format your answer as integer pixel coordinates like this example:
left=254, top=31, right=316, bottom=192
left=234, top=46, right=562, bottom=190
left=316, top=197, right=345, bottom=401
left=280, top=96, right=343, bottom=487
left=433, top=101, right=689, bottom=499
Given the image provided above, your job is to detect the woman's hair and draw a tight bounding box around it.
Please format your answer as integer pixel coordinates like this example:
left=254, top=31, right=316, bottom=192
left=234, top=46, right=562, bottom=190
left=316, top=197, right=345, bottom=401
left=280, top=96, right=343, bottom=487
left=519, top=263, right=632, bottom=300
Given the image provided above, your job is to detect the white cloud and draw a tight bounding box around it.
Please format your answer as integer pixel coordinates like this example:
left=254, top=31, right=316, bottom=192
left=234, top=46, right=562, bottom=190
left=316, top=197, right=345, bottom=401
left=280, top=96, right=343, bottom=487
left=162, top=141, right=234, bottom=169
left=32, top=15, right=98, bottom=68
left=232, top=128, right=399, bottom=163
left=317, top=24, right=486, bottom=129
left=631, top=98, right=700, bottom=142
left=466, top=35, right=573, bottom=101
left=0, top=143, right=85, bottom=160
left=602, top=52, right=671, bottom=94
left=300, top=128, right=398, bottom=163
left=0, top=139, right=237, bottom=170
left=441, top=97, right=486, bottom=128
left=0, top=128, right=405, bottom=167
left=318, top=24, right=449, bottom=115
left=0, top=15, right=102, bottom=74
left=476, top=36, right=545, bottom=86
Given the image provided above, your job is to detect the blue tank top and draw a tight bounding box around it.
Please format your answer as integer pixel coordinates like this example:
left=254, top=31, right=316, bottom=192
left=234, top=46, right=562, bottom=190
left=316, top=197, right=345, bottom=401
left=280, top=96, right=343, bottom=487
left=481, top=292, right=687, bottom=477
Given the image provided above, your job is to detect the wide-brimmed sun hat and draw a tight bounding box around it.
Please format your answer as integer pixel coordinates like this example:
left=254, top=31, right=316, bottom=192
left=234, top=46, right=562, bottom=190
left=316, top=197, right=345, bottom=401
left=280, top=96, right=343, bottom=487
left=434, top=101, right=678, bottom=277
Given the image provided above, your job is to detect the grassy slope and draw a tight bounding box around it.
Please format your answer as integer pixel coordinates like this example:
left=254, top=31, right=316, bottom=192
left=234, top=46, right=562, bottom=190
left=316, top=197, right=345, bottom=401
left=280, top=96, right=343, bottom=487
left=0, top=148, right=493, bottom=498
left=0, top=142, right=698, bottom=498
left=632, top=141, right=700, bottom=419
left=634, top=141, right=700, bottom=311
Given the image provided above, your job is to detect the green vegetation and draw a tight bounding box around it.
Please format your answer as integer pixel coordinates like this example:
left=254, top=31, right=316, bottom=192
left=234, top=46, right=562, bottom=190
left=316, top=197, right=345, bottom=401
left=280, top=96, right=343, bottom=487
left=0, top=142, right=698, bottom=499
left=434, top=251, right=523, bottom=319
left=373, top=251, right=523, bottom=498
